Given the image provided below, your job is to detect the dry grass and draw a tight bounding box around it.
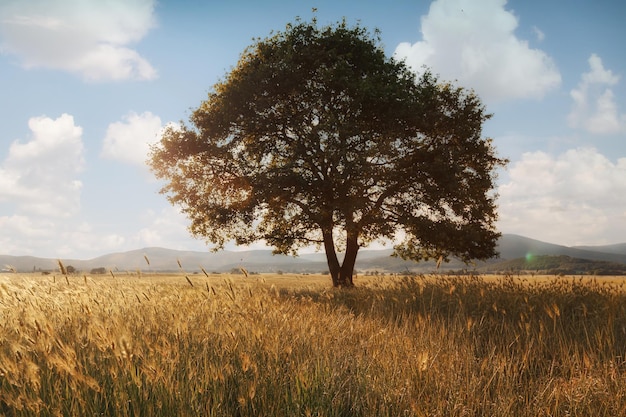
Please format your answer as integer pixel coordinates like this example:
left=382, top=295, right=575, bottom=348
left=1, top=272, right=626, bottom=416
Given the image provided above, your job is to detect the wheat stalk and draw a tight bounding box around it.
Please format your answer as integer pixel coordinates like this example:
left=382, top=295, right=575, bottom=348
left=57, top=259, right=67, bottom=275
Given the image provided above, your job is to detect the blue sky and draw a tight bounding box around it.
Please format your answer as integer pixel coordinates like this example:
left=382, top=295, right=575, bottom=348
left=1, top=0, right=625, bottom=259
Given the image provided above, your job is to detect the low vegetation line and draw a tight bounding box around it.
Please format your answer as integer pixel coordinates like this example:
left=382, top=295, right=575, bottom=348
left=1, top=273, right=625, bottom=416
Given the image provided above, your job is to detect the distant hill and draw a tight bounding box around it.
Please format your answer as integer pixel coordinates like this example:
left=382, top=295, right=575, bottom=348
left=572, top=243, right=626, bottom=256
left=1, top=234, right=625, bottom=274
left=477, top=255, right=626, bottom=275
left=495, top=234, right=626, bottom=264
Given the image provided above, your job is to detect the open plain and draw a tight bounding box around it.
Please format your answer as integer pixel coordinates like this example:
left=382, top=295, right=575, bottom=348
left=1, top=272, right=626, bottom=416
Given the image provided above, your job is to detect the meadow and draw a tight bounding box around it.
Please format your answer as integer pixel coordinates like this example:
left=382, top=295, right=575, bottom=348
left=1, top=270, right=626, bottom=416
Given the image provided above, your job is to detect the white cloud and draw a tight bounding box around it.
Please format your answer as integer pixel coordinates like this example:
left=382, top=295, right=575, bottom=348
left=568, top=54, right=625, bottom=135
left=0, top=114, right=89, bottom=257
left=0, top=214, right=128, bottom=258
left=133, top=206, right=209, bottom=251
left=0, top=113, right=85, bottom=217
left=0, top=0, right=157, bottom=81
left=532, top=26, right=545, bottom=42
left=132, top=206, right=275, bottom=253
left=394, top=0, right=561, bottom=103
left=497, top=147, right=626, bottom=245
left=101, top=111, right=166, bottom=167
left=0, top=114, right=200, bottom=257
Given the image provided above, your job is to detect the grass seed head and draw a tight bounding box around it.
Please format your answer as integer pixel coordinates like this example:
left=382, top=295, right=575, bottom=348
left=57, top=260, right=67, bottom=275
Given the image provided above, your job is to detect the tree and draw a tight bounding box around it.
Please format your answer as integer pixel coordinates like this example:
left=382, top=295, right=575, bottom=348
left=149, top=18, right=507, bottom=287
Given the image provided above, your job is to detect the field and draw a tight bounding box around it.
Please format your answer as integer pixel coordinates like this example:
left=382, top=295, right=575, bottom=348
left=1, top=271, right=626, bottom=416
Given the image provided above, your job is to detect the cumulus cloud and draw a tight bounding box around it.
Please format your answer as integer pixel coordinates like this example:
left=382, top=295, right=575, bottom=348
left=0, top=214, right=129, bottom=258
left=0, top=113, right=85, bottom=217
left=133, top=206, right=210, bottom=251
left=132, top=206, right=275, bottom=252
left=394, top=0, right=561, bottom=102
left=0, top=114, right=88, bottom=257
left=0, top=0, right=157, bottom=81
left=568, top=54, right=625, bottom=134
left=101, top=111, right=166, bottom=166
left=497, top=147, right=626, bottom=245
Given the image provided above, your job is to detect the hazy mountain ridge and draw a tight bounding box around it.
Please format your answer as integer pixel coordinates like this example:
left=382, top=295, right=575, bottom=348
left=572, top=243, right=626, bottom=255
left=497, top=234, right=626, bottom=263
left=1, top=234, right=625, bottom=273
left=477, top=254, right=626, bottom=275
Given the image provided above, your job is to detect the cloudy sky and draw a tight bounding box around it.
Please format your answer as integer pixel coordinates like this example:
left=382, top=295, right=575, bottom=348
left=1, top=0, right=624, bottom=259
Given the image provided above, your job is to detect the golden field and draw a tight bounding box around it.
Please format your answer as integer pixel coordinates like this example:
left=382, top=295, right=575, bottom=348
left=1, top=271, right=626, bottom=416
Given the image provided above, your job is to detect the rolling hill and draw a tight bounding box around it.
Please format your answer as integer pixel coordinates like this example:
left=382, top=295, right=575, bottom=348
left=1, top=234, right=625, bottom=274
left=495, top=234, right=626, bottom=264
left=477, top=254, right=626, bottom=275
left=572, top=243, right=626, bottom=256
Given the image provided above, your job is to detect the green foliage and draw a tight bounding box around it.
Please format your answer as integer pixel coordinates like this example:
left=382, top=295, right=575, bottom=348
left=149, top=18, right=506, bottom=286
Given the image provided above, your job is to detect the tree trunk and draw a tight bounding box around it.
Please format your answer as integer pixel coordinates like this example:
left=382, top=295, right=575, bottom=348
left=336, top=232, right=358, bottom=288
left=322, top=228, right=359, bottom=288
left=322, top=229, right=342, bottom=287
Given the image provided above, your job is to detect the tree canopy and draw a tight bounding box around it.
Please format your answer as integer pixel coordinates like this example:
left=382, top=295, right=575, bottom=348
left=149, top=18, right=507, bottom=287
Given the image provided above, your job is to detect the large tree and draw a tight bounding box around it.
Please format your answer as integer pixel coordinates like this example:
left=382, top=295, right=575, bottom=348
left=149, top=19, right=507, bottom=287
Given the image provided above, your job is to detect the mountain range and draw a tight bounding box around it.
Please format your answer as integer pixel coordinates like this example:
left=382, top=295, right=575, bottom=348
left=1, top=234, right=625, bottom=274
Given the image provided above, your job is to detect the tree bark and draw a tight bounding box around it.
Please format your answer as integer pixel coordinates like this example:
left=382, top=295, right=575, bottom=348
left=322, top=227, right=359, bottom=288
left=337, top=232, right=358, bottom=288
left=322, top=229, right=342, bottom=287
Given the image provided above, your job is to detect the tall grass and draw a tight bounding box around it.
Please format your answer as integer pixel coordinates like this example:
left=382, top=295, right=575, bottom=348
left=1, top=273, right=625, bottom=416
